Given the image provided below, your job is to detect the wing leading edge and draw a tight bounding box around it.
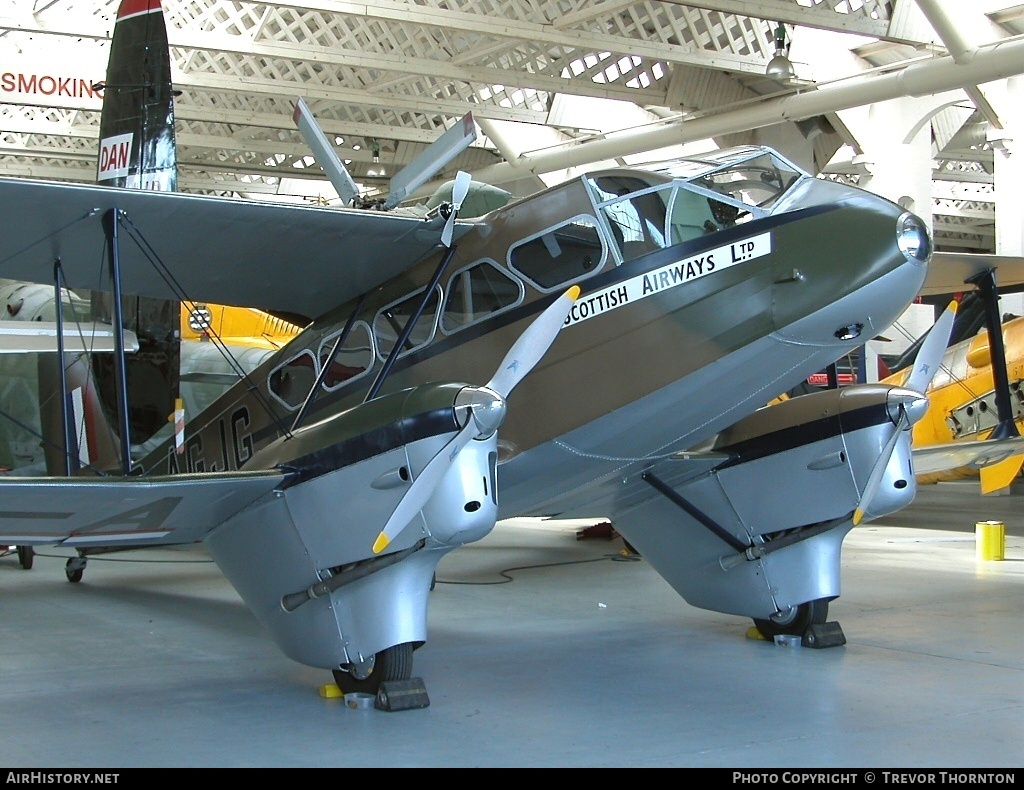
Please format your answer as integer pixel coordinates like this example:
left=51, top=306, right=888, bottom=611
left=0, top=177, right=470, bottom=322
left=0, top=470, right=285, bottom=547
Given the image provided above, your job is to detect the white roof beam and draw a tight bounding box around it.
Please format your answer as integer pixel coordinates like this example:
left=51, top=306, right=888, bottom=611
left=660, top=1, right=895, bottom=40
left=272, top=0, right=765, bottom=72
left=468, top=35, right=1024, bottom=183
left=1, top=2, right=767, bottom=76
left=165, top=28, right=668, bottom=107
left=913, top=0, right=1006, bottom=128
left=179, top=71, right=545, bottom=123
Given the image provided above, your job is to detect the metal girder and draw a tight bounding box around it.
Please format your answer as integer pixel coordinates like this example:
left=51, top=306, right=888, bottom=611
left=235, top=0, right=768, bottom=74
left=660, top=0, right=895, bottom=41
left=167, top=28, right=670, bottom=107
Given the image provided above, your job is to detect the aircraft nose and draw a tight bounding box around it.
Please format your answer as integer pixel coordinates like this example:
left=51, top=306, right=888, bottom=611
left=455, top=385, right=506, bottom=438
left=896, top=211, right=931, bottom=264
left=887, top=387, right=930, bottom=426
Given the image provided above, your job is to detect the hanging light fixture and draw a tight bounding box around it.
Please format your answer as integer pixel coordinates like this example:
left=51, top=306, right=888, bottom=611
left=766, top=23, right=795, bottom=80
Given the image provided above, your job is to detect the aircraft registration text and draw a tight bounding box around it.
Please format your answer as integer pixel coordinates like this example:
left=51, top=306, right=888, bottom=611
left=564, top=232, right=771, bottom=327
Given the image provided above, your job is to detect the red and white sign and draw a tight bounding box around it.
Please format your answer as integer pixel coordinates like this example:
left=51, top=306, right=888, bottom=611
left=98, top=133, right=133, bottom=181
left=807, top=372, right=856, bottom=386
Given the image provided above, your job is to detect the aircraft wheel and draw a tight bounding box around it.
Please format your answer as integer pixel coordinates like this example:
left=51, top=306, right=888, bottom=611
left=65, top=558, right=85, bottom=584
left=332, top=642, right=413, bottom=696
left=753, top=598, right=829, bottom=639
left=17, top=546, right=34, bottom=570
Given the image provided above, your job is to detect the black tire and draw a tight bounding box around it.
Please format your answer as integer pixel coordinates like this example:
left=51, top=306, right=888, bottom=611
left=17, top=545, right=33, bottom=570
left=65, top=559, right=83, bottom=584
left=332, top=642, right=413, bottom=696
left=753, top=598, right=829, bottom=639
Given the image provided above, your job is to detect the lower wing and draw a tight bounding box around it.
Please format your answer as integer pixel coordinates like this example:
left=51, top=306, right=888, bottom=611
left=0, top=470, right=285, bottom=548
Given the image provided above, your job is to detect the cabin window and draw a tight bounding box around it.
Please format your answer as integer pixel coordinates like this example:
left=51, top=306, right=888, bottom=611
left=441, top=261, right=523, bottom=333
left=373, top=285, right=441, bottom=359
left=268, top=349, right=318, bottom=410
left=317, top=321, right=374, bottom=391
left=507, top=215, right=604, bottom=291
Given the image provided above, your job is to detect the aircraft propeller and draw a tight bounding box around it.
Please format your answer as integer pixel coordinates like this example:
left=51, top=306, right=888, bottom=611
left=440, top=170, right=472, bottom=248
left=372, top=284, right=581, bottom=554
left=853, top=301, right=957, bottom=525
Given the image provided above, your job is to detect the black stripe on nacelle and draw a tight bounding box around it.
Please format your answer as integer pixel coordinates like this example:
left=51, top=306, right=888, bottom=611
left=714, top=399, right=893, bottom=470
left=276, top=407, right=459, bottom=488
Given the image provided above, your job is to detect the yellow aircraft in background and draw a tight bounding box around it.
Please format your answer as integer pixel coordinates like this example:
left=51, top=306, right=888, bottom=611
left=180, top=302, right=303, bottom=349
left=883, top=310, right=1024, bottom=494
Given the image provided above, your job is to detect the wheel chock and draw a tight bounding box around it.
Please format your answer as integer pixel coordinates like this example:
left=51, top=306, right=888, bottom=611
left=375, top=677, right=430, bottom=711
left=803, top=621, right=846, bottom=649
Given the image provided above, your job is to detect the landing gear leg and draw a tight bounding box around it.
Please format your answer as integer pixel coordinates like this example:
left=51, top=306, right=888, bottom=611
left=16, top=545, right=33, bottom=570
left=331, top=642, right=414, bottom=696
left=753, top=598, right=829, bottom=640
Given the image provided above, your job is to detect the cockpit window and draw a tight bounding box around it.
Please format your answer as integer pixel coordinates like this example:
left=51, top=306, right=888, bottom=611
left=373, top=285, right=441, bottom=359
left=665, top=188, right=742, bottom=244
left=590, top=176, right=668, bottom=261
left=442, top=261, right=523, bottom=333
left=508, top=215, right=605, bottom=290
left=691, top=151, right=801, bottom=211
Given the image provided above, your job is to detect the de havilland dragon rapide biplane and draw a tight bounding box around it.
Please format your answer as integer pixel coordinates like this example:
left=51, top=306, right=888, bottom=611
left=1, top=0, right=1020, bottom=706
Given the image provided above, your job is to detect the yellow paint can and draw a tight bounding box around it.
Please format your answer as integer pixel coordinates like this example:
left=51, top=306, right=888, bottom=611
left=975, top=521, right=1006, bottom=561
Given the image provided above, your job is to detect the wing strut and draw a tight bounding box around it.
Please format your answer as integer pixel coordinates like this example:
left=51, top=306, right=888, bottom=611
left=363, top=243, right=456, bottom=403
left=104, top=208, right=134, bottom=475
left=291, top=293, right=368, bottom=433
left=362, top=174, right=472, bottom=403
left=53, top=259, right=75, bottom=476
left=967, top=268, right=1020, bottom=440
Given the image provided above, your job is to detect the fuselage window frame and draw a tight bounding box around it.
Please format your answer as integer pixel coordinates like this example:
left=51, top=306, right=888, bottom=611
left=316, top=319, right=375, bottom=393
left=372, top=284, right=443, bottom=362
left=506, top=213, right=608, bottom=294
left=267, top=348, right=319, bottom=412
left=440, top=258, right=525, bottom=336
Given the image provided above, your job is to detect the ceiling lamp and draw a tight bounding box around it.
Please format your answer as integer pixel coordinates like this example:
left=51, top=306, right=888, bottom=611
left=766, top=23, right=795, bottom=81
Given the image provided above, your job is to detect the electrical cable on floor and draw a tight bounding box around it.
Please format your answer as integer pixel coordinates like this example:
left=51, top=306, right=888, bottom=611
left=435, top=550, right=642, bottom=586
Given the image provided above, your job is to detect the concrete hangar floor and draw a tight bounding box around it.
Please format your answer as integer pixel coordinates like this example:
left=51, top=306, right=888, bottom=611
left=1, top=480, right=1021, bottom=768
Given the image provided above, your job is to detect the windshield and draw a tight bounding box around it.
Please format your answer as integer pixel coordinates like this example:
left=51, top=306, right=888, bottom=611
left=647, top=146, right=806, bottom=211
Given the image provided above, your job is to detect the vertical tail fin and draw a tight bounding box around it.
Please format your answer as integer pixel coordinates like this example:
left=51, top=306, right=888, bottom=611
left=96, top=0, right=177, bottom=192
left=89, top=0, right=181, bottom=455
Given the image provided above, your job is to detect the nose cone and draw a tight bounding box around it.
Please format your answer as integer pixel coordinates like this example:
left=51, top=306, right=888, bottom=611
left=896, top=211, right=931, bottom=264
left=456, top=385, right=506, bottom=438
left=887, top=386, right=930, bottom=425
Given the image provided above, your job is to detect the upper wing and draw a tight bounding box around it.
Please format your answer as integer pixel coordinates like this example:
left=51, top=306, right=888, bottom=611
left=921, top=252, right=1024, bottom=297
left=0, top=470, right=285, bottom=548
left=0, top=177, right=470, bottom=322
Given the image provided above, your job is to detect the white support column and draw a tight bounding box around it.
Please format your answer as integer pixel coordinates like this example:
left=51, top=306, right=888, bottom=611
left=989, top=76, right=1023, bottom=317
left=854, top=96, right=936, bottom=227
left=847, top=95, right=943, bottom=379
